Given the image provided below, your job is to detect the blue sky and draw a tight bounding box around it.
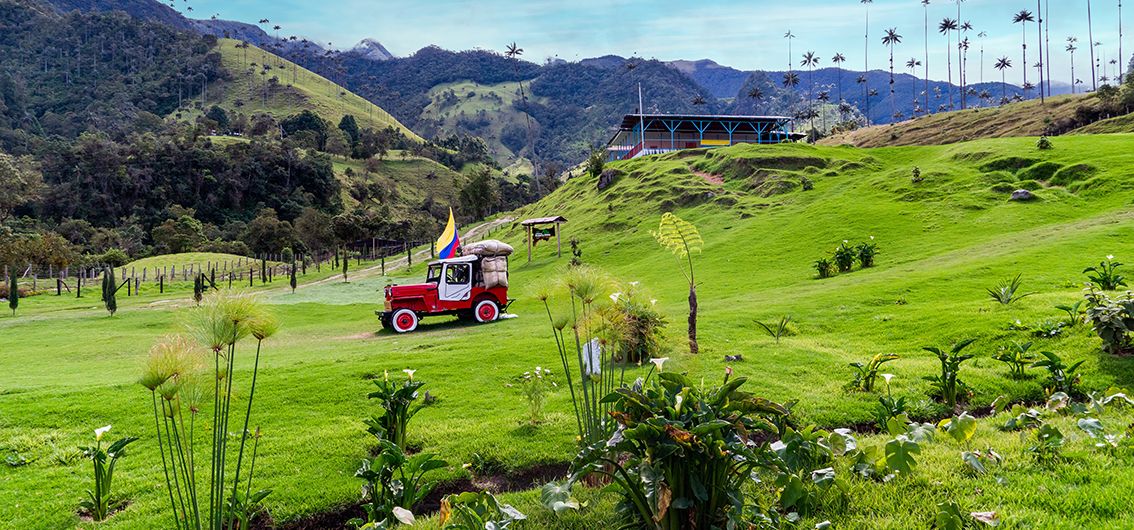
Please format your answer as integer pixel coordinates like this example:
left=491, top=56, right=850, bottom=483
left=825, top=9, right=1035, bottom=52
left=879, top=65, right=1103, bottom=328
left=183, top=0, right=1129, bottom=85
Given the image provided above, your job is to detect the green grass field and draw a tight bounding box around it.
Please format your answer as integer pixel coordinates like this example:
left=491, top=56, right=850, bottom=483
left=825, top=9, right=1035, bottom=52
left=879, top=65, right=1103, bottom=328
left=3, top=134, right=1134, bottom=529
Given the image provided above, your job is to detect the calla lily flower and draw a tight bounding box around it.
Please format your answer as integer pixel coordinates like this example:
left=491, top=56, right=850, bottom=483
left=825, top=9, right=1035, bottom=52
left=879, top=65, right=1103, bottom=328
left=95, top=425, right=112, bottom=441
left=403, top=369, right=416, bottom=381
left=650, top=357, right=669, bottom=372
left=882, top=373, right=895, bottom=385
left=392, top=507, right=415, bottom=525
left=610, top=292, right=621, bottom=303
left=1107, top=255, right=1115, bottom=260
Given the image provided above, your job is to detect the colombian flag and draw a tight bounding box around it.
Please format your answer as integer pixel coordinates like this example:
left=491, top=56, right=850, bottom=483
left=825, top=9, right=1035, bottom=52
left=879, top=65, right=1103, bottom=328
left=435, top=208, right=460, bottom=259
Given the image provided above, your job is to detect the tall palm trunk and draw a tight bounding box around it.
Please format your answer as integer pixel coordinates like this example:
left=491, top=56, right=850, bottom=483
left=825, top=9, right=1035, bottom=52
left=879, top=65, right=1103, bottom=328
left=1022, top=21, right=1029, bottom=96
left=1045, top=0, right=1052, bottom=93
left=1070, top=48, right=1076, bottom=93
left=957, top=3, right=965, bottom=109
left=1037, top=0, right=1046, bottom=102
left=946, top=32, right=954, bottom=109
left=865, top=6, right=871, bottom=120
left=1089, top=0, right=1097, bottom=91
left=889, top=46, right=896, bottom=122
left=924, top=5, right=931, bottom=113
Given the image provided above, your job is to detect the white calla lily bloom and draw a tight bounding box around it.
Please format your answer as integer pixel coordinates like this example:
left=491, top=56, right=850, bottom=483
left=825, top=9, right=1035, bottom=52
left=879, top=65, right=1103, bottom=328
left=403, top=369, right=416, bottom=380
left=95, top=425, right=112, bottom=441
left=650, top=357, right=669, bottom=372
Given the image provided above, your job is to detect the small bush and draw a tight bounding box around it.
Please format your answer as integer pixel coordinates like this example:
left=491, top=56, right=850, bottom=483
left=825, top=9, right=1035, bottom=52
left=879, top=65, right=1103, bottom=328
left=833, top=241, right=856, bottom=273
left=857, top=239, right=879, bottom=268
left=1036, top=136, right=1054, bottom=150
left=987, top=274, right=1034, bottom=305
left=1084, top=289, right=1134, bottom=355
left=1084, top=256, right=1126, bottom=290
left=814, top=258, right=836, bottom=279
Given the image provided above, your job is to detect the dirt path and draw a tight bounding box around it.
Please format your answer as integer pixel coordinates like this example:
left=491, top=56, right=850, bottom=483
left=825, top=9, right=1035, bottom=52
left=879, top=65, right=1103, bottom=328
left=297, top=216, right=516, bottom=290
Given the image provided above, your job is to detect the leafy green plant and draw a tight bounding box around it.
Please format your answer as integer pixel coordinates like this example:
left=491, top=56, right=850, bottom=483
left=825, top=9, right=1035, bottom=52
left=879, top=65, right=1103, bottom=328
left=513, top=367, right=554, bottom=425
left=1036, top=135, right=1054, bottom=150
left=78, top=425, right=138, bottom=521
left=756, top=315, right=794, bottom=343
left=986, top=274, right=1034, bottom=305
left=833, top=241, right=856, bottom=273
left=1031, top=318, right=1065, bottom=338
left=925, top=339, right=977, bottom=410
left=440, top=491, right=526, bottom=529
left=101, top=267, right=117, bottom=316
left=814, top=257, right=836, bottom=279
left=1027, top=424, right=1065, bottom=462
left=223, top=428, right=269, bottom=530
left=933, top=501, right=998, bottom=529
left=999, top=405, right=1043, bottom=431
left=138, top=292, right=278, bottom=530
left=653, top=212, right=703, bottom=354
left=366, top=370, right=430, bottom=450
left=992, top=341, right=1036, bottom=379
left=875, top=376, right=908, bottom=432
left=847, top=353, right=899, bottom=392
left=1055, top=300, right=1086, bottom=327
left=769, top=425, right=851, bottom=516
left=960, top=448, right=1003, bottom=475
left=1084, top=288, right=1134, bottom=355
left=1084, top=256, right=1126, bottom=291
left=350, top=439, right=446, bottom=529
left=193, top=273, right=205, bottom=305
left=856, top=238, right=879, bottom=268
left=849, top=434, right=922, bottom=480
left=545, top=370, right=787, bottom=529
left=1031, top=351, right=1086, bottom=396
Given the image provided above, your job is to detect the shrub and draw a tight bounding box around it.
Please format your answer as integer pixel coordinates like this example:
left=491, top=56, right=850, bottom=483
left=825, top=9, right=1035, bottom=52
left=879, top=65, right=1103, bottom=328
left=595, top=283, right=667, bottom=364
left=1031, top=351, right=1085, bottom=397
left=1084, top=256, right=1127, bottom=290
left=366, top=370, right=430, bottom=450
left=986, top=274, right=1034, bottom=305
left=7, top=269, right=16, bottom=316
left=833, top=241, right=856, bottom=272
left=79, top=426, right=138, bottom=521
left=1036, top=136, right=1054, bottom=150
left=992, top=342, right=1036, bottom=379
left=442, top=491, right=526, bottom=529
left=911, top=166, right=923, bottom=183
left=814, top=257, right=836, bottom=279
left=101, top=267, right=117, bottom=316
left=1027, top=424, right=1065, bottom=462
left=1055, top=300, right=1086, bottom=327
left=513, top=367, right=554, bottom=425
left=545, top=371, right=787, bottom=528
left=846, top=353, right=899, bottom=392
left=1084, top=288, right=1134, bottom=354
left=925, top=339, right=977, bottom=410
left=856, top=239, right=879, bottom=268
left=350, top=440, right=446, bottom=528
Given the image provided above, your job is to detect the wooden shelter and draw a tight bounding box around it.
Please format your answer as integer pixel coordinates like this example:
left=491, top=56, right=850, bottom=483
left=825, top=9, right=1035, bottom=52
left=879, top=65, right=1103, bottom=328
left=520, top=216, right=567, bottom=262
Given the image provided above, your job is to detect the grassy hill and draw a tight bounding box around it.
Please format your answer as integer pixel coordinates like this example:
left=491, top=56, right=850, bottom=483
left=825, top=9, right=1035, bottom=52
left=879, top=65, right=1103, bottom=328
left=421, top=80, right=539, bottom=167
left=821, top=93, right=1128, bottom=148
left=182, top=38, right=422, bottom=142
left=4, top=135, right=1134, bottom=528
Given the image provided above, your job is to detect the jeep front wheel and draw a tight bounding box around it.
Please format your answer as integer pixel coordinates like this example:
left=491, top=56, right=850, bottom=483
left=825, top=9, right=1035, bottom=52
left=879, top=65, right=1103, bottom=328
left=474, top=299, right=499, bottom=323
left=391, top=309, right=419, bottom=333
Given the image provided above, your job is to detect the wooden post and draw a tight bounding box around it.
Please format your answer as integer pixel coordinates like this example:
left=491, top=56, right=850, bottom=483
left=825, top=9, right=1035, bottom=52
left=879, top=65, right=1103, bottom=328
left=160, top=275, right=164, bottom=294
left=381, top=255, right=386, bottom=275
left=526, top=225, right=532, bottom=263
left=556, top=222, right=562, bottom=258
left=249, top=268, right=254, bottom=287
left=405, top=241, right=411, bottom=267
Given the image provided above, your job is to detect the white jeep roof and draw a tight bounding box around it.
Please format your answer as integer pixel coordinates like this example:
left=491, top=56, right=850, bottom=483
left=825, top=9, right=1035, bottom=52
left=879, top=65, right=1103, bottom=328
left=429, top=255, right=479, bottom=266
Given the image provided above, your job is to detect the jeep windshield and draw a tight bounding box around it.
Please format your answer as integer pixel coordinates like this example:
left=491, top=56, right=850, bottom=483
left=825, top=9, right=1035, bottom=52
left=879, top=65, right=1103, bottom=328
left=426, top=264, right=442, bottom=283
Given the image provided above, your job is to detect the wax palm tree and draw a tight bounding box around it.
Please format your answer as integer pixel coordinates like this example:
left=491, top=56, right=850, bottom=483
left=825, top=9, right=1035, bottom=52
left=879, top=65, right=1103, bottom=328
left=955, top=0, right=969, bottom=108
left=817, top=90, right=831, bottom=131
left=801, top=51, right=820, bottom=129
left=978, top=31, right=988, bottom=84
left=1120, top=0, right=1125, bottom=84
left=783, top=72, right=800, bottom=90
left=922, top=1, right=932, bottom=114
left=862, top=0, right=873, bottom=119
left=961, top=22, right=973, bottom=108
left=505, top=42, right=537, bottom=193
left=1013, top=10, right=1035, bottom=98
left=939, top=18, right=958, bottom=110
left=832, top=52, right=847, bottom=102
left=906, top=58, right=922, bottom=113
left=747, top=87, right=764, bottom=113
left=1035, top=1, right=1046, bottom=102
left=995, top=56, right=1013, bottom=103
left=882, top=28, right=903, bottom=123
left=1088, top=0, right=1097, bottom=91
left=1045, top=0, right=1053, bottom=94
left=1067, top=37, right=1079, bottom=93
left=784, top=30, right=796, bottom=78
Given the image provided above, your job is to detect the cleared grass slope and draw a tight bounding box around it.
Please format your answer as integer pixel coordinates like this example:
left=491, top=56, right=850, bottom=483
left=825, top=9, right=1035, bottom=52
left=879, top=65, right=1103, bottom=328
left=184, top=39, right=422, bottom=142
left=822, top=93, right=1107, bottom=148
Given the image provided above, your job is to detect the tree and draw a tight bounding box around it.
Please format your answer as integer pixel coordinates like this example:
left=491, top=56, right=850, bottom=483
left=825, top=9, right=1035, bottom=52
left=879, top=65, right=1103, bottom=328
left=1013, top=10, right=1036, bottom=98
left=205, top=106, right=230, bottom=130
left=293, top=208, right=334, bottom=255
left=801, top=51, right=820, bottom=131
left=653, top=213, right=703, bottom=355
left=8, top=268, right=17, bottom=316
left=922, top=0, right=932, bottom=113
left=1088, top=0, right=1097, bottom=91
left=883, top=28, right=903, bottom=123
left=784, top=30, right=797, bottom=92
left=460, top=166, right=499, bottom=220
left=955, top=0, right=969, bottom=108
left=995, top=56, right=1014, bottom=102
left=151, top=215, right=207, bottom=254
left=907, top=58, right=923, bottom=113
left=504, top=42, right=538, bottom=195
left=1067, top=37, right=1079, bottom=93
left=586, top=149, right=605, bottom=179
left=325, top=129, right=351, bottom=159
left=939, top=18, right=959, bottom=110
left=242, top=208, right=295, bottom=256
left=102, top=267, right=117, bottom=316
left=862, top=0, right=874, bottom=119
left=782, top=72, right=800, bottom=91
left=290, top=256, right=297, bottom=293
left=0, top=153, right=44, bottom=223
left=831, top=52, right=847, bottom=103
left=338, top=114, right=360, bottom=146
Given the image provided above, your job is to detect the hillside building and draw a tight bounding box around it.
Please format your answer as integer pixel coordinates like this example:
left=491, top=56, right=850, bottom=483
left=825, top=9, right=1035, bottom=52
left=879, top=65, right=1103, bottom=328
left=605, top=114, right=802, bottom=161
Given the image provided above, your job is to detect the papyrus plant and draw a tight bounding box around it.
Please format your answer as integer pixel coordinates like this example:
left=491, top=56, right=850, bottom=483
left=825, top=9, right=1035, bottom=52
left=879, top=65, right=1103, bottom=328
left=139, top=291, right=277, bottom=530
left=79, top=425, right=138, bottom=521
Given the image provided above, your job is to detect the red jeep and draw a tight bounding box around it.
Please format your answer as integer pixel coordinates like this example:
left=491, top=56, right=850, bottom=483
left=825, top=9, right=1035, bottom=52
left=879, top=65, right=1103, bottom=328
left=378, top=253, right=511, bottom=333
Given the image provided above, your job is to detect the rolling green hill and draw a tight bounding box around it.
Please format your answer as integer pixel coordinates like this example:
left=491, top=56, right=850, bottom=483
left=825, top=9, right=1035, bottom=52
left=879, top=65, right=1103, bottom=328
left=182, top=38, right=422, bottom=142
left=421, top=80, right=539, bottom=167
left=5, top=134, right=1134, bottom=529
